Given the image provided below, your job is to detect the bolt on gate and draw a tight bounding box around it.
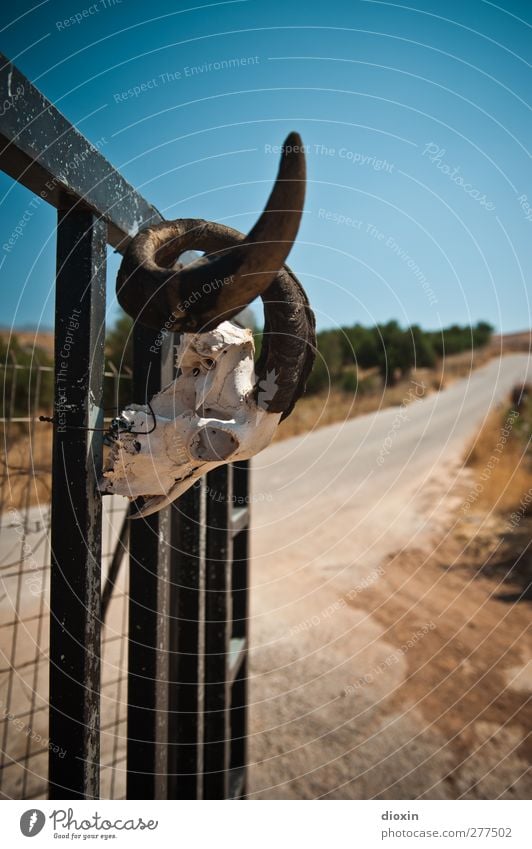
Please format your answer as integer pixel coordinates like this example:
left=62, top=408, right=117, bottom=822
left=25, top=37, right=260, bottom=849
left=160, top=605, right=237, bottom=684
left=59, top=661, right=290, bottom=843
left=0, top=54, right=250, bottom=800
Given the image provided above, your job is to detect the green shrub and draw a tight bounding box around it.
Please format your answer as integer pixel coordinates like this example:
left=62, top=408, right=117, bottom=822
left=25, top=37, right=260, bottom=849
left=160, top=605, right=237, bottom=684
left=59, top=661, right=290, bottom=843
left=340, top=370, right=359, bottom=394
left=305, top=320, right=492, bottom=395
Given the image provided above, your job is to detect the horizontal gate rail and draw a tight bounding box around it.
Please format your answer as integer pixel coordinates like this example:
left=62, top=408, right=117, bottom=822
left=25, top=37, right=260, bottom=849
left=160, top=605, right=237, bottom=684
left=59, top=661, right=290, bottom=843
left=0, top=52, right=161, bottom=249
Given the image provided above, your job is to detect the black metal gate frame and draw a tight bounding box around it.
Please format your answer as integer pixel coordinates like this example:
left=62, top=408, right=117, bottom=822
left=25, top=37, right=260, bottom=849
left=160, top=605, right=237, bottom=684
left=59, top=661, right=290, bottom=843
left=0, top=53, right=250, bottom=800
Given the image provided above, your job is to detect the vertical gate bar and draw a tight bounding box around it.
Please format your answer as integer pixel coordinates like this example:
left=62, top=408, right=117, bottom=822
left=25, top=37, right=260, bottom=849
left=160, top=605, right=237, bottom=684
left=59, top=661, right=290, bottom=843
left=49, top=210, right=106, bottom=799
left=126, top=329, right=173, bottom=799
left=229, top=460, right=250, bottom=798
left=203, top=465, right=233, bottom=799
left=167, top=480, right=206, bottom=799
left=229, top=663, right=247, bottom=798
left=231, top=461, right=250, bottom=639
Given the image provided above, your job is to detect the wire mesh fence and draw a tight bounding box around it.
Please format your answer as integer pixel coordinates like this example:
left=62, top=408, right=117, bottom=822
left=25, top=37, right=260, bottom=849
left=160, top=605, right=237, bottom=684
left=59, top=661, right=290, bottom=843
left=0, top=354, right=132, bottom=799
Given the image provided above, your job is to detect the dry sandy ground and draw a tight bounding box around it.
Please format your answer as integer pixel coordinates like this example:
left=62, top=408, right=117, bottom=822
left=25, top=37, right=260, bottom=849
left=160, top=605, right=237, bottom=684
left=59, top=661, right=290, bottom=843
left=247, top=355, right=531, bottom=799
left=248, top=475, right=532, bottom=800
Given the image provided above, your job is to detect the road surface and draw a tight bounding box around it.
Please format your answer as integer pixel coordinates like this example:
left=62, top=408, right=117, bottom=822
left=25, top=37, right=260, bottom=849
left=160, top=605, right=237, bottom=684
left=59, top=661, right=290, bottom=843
left=247, top=354, right=531, bottom=799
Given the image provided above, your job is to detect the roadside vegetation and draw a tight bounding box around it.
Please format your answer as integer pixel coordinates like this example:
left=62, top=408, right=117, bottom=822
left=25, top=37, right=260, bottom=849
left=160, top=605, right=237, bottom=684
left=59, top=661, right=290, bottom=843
left=0, top=316, right=496, bottom=463
left=275, top=320, right=494, bottom=440
left=450, top=383, right=532, bottom=602
left=102, top=315, right=495, bottom=441
left=103, top=314, right=494, bottom=398
left=464, top=383, right=532, bottom=516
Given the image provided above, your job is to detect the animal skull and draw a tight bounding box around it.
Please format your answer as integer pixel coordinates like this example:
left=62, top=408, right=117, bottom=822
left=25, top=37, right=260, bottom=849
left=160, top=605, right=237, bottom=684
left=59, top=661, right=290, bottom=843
left=100, top=322, right=281, bottom=516
left=100, top=132, right=315, bottom=516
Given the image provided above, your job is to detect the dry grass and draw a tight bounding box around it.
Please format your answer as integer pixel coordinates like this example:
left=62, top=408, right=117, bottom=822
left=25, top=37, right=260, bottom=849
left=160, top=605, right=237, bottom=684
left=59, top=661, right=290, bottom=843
left=436, top=344, right=494, bottom=380
left=0, top=329, right=54, bottom=358
left=490, top=331, right=532, bottom=353
left=1, top=425, right=53, bottom=512
left=464, top=387, right=532, bottom=515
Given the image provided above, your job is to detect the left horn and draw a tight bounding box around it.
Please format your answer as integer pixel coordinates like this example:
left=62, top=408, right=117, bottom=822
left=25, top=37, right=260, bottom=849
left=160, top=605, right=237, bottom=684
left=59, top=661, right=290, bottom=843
left=116, top=132, right=306, bottom=332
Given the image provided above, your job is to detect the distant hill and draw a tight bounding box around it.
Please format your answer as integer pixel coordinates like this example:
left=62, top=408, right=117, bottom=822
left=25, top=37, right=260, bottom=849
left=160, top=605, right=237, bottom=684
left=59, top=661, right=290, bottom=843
left=491, top=331, right=531, bottom=352
left=0, top=328, right=54, bottom=358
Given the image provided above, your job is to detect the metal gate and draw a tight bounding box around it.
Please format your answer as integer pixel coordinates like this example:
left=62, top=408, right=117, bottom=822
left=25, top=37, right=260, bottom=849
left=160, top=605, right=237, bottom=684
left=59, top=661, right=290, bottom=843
left=0, top=53, right=249, bottom=800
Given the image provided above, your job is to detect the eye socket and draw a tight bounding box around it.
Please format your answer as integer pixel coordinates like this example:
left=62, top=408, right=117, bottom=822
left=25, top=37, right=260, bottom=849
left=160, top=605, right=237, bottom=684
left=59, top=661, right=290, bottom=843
left=191, top=358, right=215, bottom=376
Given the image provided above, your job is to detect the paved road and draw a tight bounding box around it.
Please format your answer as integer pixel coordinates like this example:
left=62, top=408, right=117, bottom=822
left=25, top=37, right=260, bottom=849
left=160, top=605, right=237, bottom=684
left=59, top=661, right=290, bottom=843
left=251, top=354, right=531, bottom=577
left=247, top=354, right=531, bottom=799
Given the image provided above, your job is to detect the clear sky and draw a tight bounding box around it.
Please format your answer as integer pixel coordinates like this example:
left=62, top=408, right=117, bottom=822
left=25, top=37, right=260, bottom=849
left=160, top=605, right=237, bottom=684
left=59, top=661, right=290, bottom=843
left=1, top=0, right=531, bottom=335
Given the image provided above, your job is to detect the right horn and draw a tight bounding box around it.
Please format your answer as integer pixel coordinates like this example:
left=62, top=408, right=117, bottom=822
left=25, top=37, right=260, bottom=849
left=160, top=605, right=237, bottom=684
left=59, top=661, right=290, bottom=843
left=116, top=132, right=307, bottom=333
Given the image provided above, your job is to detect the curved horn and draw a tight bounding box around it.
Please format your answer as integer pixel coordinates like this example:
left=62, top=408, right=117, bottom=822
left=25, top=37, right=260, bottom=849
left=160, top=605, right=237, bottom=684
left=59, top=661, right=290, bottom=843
left=117, top=132, right=306, bottom=332
left=254, top=265, right=316, bottom=420
left=116, top=133, right=316, bottom=417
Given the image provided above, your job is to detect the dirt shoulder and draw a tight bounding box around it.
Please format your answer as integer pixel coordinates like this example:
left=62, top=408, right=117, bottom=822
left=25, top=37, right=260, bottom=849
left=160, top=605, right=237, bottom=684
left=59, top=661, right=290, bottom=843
left=249, top=470, right=532, bottom=799
left=356, top=501, right=532, bottom=798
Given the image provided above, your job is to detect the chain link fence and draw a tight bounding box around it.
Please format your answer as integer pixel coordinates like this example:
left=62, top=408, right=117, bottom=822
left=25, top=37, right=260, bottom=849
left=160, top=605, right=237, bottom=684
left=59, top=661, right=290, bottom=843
left=0, top=354, right=131, bottom=799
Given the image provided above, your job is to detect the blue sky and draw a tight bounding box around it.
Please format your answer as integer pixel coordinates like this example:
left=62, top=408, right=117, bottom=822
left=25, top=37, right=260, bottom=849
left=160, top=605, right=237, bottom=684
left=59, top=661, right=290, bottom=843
left=1, top=0, right=531, bottom=335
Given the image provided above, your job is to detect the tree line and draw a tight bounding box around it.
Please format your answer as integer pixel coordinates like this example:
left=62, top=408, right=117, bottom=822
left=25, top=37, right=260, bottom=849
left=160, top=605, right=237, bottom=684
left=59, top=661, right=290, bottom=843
left=1, top=317, right=493, bottom=419
left=305, top=320, right=493, bottom=394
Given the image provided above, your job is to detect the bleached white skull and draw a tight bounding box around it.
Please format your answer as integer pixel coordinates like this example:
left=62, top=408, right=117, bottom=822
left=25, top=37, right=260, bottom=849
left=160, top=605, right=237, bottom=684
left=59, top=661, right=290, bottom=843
left=100, top=322, right=281, bottom=516
left=100, top=133, right=315, bottom=516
